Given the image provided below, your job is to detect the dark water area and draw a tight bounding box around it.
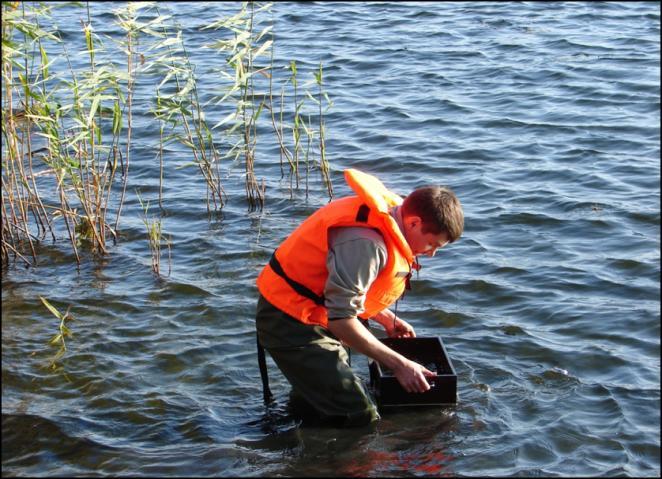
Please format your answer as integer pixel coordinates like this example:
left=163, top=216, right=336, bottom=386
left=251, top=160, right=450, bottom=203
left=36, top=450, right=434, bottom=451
left=2, top=1, right=660, bottom=476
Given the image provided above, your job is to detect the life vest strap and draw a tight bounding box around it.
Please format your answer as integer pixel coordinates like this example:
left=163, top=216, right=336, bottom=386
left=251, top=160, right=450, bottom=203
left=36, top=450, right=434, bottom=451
left=269, top=252, right=326, bottom=306
left=355, top=204, right=370, bottom=222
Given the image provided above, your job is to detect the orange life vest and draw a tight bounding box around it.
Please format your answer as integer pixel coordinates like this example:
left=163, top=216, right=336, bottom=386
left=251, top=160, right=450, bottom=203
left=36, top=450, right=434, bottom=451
left=256, top=169, right=414, bottom=328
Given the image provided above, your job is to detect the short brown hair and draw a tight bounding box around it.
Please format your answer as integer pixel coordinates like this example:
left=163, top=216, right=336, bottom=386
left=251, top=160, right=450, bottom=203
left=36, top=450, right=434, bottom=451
left=402, top=186, right=464, bottom=242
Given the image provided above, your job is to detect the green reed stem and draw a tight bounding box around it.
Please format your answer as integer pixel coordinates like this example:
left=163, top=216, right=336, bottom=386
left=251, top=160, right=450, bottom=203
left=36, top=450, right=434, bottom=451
left=137, top=189, right=170, bottom=277
left=316, top=61, right=333, bottom=199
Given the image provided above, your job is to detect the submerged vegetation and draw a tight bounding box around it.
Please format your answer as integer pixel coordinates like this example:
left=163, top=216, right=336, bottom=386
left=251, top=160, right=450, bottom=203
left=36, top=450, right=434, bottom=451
left=137, top=189, right=171, bottom=277
left=2, top=1, right=334, bottom=272
left=39, top=295, right=75, bottom=376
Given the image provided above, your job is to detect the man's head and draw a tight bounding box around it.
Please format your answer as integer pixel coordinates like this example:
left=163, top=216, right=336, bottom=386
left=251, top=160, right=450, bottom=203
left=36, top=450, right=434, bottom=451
left=401, top=185, right=464, bottom=257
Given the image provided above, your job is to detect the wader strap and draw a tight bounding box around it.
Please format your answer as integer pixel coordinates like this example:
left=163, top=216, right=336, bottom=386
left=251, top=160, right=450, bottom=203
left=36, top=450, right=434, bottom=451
left=256, top=332, right=273, bottom=405
left=269, top=252, right=325, bottom=306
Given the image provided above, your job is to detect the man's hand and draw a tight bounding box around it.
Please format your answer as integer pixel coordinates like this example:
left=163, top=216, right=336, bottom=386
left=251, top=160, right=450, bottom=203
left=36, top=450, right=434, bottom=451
left=393, top=359, right=436, bottom=393
left=329, top=316, right=436, bottom=393
left=372, top=309, right=416, bottom=338
left=385, top=316, right=415, bottom=338
left=328, top=315, right=433, bottom=393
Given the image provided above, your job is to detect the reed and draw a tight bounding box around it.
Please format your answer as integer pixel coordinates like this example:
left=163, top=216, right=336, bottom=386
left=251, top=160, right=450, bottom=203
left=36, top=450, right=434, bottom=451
left=314, top=62, right=334, bottom=198
left=57, top=18, right=118, bottom=257
left=204, top=1, right=273, bottom=211
left=137, top=190, right=171, bottom=277
left=1, top=2, right=173, bottom=266
left=2, top=2, right=59, bottom=266
left=2, top=1, right=334, bottom=269
left=205, top=2, right=336, bottom=204
left=301, top=114, right=313, bottom=199
left=147, top=5, right=226, bottom=214
left=290, top=60, right=301, bottom=191
left=39, top=296, right=74, bottom=372
left=265, top=54, right=334, bottom=199
left=113, top=2, right=138, bottom=234
left=275, top=60, right=334, bottom=200
left=2, top=2, right=139, bottom=264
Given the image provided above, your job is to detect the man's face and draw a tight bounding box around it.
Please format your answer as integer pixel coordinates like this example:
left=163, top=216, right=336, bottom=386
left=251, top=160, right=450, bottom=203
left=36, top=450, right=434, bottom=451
left=403, top=216, right=450, bottom=257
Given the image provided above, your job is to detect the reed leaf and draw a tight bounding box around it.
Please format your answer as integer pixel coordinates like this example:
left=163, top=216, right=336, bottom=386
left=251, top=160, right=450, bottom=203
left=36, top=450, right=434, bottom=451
left=39, top=296, right=63, bottom=320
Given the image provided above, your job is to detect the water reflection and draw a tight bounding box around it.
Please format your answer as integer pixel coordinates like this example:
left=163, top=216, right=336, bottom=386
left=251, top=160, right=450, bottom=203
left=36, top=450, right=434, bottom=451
left=244, top=402, right=460, bottom=476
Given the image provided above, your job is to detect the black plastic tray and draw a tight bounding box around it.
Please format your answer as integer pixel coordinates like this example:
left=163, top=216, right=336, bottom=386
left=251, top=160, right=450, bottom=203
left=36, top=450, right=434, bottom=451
left=369, top=337, right=457, bottom=407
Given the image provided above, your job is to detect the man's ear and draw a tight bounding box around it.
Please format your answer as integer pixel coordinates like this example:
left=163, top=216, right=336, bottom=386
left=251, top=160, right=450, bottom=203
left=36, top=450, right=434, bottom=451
left=403, top=215, right=422, bottom=231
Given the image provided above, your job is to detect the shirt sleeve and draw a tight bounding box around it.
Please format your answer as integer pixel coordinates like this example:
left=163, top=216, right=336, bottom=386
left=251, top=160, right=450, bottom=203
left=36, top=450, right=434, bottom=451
left=324, top=226, right=388, bottom=320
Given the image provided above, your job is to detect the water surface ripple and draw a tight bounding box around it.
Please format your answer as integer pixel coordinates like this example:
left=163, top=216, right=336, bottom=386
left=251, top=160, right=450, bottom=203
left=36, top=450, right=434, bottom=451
left=2, top=2, right=660, bottom=477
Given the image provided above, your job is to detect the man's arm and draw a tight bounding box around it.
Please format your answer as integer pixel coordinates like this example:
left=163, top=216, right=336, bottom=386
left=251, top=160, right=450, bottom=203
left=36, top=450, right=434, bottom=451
left=325, top=227, right=433, bottom=393
left=327, top=316, right=435, bottom=393
left=324, top=227, right=386, bottom=320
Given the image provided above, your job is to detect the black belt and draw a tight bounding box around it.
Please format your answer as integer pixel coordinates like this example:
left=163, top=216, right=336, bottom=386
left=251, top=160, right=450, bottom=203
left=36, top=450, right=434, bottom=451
left=269, top=252, right=326, bottom=306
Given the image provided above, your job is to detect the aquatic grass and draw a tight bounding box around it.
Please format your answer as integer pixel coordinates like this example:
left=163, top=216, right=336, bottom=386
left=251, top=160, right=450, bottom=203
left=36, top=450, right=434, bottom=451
left=136, top=190, right=171, bottom=277
left=301, top=114, right=313, bottom=198
left=3, top=2, right=113, bottom=261
left=1, top=1, right=60, bottom=265
left=265, top=53, right=334, bottom=199
left=41, top=1, right=164, bottom=256
left=39, top=295, right=74, bottom=374
left=314, top=62, right=333, bottom=198
left=204, top=1, right=273, bottom=211
left=112, top=2, right=140, bottom=234
left=290, top=60, right=301, bottom=190
left=2, top=1, right=335, bottom=269
left=147, top=5, right=226, bottom=214
left=1, top=1, right=167, bottom=265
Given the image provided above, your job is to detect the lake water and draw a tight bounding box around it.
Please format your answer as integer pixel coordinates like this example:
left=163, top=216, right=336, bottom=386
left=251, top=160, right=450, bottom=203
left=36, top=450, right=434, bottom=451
left=2, top=1, right=660, bottom=477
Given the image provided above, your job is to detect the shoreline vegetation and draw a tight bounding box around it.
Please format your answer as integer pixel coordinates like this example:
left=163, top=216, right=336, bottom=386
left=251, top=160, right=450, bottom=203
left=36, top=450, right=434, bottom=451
left=1, top=1, right=334, bottom=274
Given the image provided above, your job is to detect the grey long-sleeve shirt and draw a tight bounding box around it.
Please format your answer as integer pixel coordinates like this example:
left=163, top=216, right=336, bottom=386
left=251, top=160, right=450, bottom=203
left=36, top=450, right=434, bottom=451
left=324, top=226, right=388, bottom=320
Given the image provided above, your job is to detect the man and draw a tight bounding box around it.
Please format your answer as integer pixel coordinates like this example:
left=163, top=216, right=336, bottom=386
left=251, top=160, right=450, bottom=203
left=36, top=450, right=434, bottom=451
left=255, top=168, right=464, bottom=426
